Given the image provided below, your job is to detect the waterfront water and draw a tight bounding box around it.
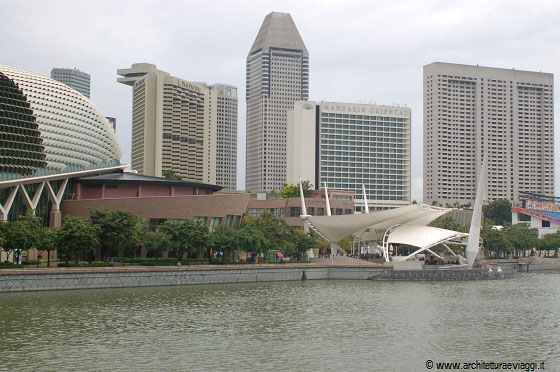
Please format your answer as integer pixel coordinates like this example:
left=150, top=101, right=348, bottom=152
left=0, top=272, right=559, bottom=372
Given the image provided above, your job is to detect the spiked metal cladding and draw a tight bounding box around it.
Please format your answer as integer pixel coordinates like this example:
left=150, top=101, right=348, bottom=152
left=0, top=65, right=121, bottom=181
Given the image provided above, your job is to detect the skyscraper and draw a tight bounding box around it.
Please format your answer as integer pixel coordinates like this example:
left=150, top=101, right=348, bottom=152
left=423, top=62, right=554, bottom=205
left=210, top=84, right=238, bottom=190
left=287, top=101, right=411, bottom=211
left=51, top=68, right=90, bottom=98
left=246, top=12, right=309, bottom=192
left=117, top=63, right=216, bottom=184
left=117, top=63, right=238, bottom=188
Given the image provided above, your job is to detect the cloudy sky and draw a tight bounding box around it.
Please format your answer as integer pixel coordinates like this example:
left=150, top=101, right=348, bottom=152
left=2, top=0, right=559, bottom=201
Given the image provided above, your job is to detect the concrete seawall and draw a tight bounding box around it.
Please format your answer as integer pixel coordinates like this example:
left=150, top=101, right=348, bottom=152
left=0, top=264, right=521, bottom=293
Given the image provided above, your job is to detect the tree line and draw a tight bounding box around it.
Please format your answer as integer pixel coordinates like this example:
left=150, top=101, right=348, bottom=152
left=0, top=210, right=319, bottom=266
left=429, top=199, right=560, bottom=258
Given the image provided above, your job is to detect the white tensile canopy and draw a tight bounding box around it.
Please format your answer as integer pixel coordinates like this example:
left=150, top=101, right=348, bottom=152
left=306, top=204, right=450, bottom=244
left=386, top=224, right=468, bottom=248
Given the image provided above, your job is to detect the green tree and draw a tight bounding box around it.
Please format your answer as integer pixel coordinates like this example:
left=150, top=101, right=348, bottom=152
left=483, top=199, right=512, bottom=225
left=1, top=214, right=41, bottom=263
left=210, top=224, right=236, bottom=260
left=57, top=216, right=98, bottom=264
left=162, top=169, right=182, bottom=180
left=0, top=227, right=5, bottom=250
left=429, top=215, right=469, bottom=233
left=504, top=223, right=538, bottom=258
left=537, top=232, right=560, bottom=257
left=300, top=180, right=313, bottom=195
left=481, top=224, right=512, bottom=258
left=280, top=184, right=299, bottom=198
left=144, top=230, right=168, bottom=262
left=36, top=227, right=56, bottom=267
left=241, top=211, right=293, bottom=253
left=291, top=229, right=317, bottom=257
left=237, top=226, right=270, bottom=256
left=158, top=220, right=209, bottom=262
left=90, top=209, right=146, bottom=262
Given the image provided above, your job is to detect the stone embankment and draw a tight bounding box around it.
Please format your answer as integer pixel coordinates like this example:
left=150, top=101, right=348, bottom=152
left=3, top=256, right=553, bottom=292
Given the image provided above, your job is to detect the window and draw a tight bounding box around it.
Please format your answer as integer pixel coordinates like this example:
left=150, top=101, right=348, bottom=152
left=149, top=218, right=166, bottom=231
left=194, top=216, right=207, bottom=225
left=209, top=217, right=222, bottom=232
left=290, top=207, right=301, bottom=217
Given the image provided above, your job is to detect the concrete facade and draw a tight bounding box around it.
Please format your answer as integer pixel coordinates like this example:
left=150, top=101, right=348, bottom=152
left=287, top=101, right=411, bottom=211
left=246, top=12, right=309, bottom=192
left=423, top=62, right=554, bottom=205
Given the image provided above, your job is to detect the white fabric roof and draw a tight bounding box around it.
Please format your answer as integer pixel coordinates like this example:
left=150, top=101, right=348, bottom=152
left=386, top=225, right=468, bottom=249
left=306, top=204, right=450, bottom=243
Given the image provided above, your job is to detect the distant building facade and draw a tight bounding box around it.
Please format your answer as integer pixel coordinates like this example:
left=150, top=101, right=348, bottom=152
left=287, top=101, right=411, bottom=211
left=423, top=62, right=554, bottom=205
left=51, top=68, right=91, bottom=98
left=210, top=84, right=238, bottom=190
left=246, top=12, right=309, bottom=192
left=106, top=117, right=116, bottom=132
left=118, top=64, right=237, bottom=187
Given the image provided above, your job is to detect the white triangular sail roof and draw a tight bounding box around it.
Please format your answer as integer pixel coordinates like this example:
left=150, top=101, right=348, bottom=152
left=387, top=225, right=468, bottom=249
left=306, top=204, right=449, bottom=243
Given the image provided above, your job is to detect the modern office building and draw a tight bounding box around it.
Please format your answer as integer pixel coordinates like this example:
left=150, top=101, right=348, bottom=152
left=118, top=63, right=239, bottom=186
left=246, top=12, right=309, bottom=192
left=287, top=101, right=411, bottom=211
left=51, top=68, right=91, bottom=98
left=210, top=84, right=238, bottom=190
left=423, top=62, right=554, bottom=205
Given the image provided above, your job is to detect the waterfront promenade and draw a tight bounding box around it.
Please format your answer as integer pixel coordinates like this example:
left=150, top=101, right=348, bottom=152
left=2, top=256, right=557, bottom=292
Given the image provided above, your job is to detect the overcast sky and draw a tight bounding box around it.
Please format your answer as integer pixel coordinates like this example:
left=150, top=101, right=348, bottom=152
left=2, top=0, right=559, bottom=201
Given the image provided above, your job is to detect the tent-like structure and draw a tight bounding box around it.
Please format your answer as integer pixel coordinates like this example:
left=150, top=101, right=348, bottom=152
left=303, top=203, right=469, bottom=263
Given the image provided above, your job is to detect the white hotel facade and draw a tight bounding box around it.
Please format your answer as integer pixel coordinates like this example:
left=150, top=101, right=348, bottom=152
left=287, top=101, right=411, bottom=211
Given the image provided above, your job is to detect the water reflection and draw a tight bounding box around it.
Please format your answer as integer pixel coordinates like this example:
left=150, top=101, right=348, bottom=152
left=0, top=272, right=559, bottom=371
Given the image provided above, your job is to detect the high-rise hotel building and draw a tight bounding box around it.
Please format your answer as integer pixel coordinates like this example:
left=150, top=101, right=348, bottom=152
left=287, top=101, right=411, bottom=211
left=423, top=63, right=554, bottom=205
left=246, top=12, right=309, bottom=192
left=118, top=63, right=238, bottom=187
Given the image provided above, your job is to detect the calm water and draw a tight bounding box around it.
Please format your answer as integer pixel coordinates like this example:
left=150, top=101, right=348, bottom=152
left=0, top=272, right=559, bottom=372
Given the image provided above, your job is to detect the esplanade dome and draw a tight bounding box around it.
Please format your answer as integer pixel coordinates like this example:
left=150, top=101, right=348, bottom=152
left=0, top=64, right=121, bottom=180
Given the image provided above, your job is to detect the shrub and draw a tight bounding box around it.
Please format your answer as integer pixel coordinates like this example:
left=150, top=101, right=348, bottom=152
left=0, top=262, right=24, bottom=269
left=22, top=260, right=39, bottom=265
